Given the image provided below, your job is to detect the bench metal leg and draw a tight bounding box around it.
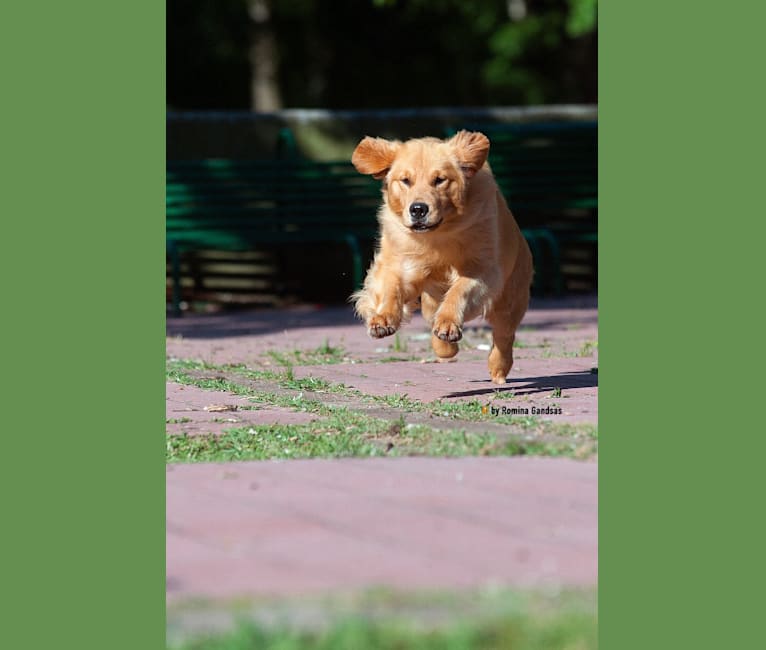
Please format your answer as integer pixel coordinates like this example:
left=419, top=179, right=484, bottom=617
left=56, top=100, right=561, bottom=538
left=534, top=229, right=563, bottom=295
left=167, top=240, right=182, bottom=317
left=523, top=228, right=564, bottom=296
left=344, top=234, right=364, bottom=290
left=276, top=127, right=297, bottom=159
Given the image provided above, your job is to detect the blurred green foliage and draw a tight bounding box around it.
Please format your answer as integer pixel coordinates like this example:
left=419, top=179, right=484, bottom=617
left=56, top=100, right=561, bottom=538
left=167, top=0, right=596, bottom=110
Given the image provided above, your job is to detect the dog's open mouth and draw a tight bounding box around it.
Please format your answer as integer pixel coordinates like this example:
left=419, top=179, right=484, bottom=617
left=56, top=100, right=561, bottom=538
left=409, top=220, right=442, bottom=233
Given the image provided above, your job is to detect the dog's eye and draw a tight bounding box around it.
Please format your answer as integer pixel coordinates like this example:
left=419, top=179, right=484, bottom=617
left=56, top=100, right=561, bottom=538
left=433, top=177, right=446, bottom=186
left=400, top=178, right=411, bottom=187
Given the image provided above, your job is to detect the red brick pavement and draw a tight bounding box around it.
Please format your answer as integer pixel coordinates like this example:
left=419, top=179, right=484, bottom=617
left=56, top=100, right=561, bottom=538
left=166, top=298, right=598, bottom=605
left=166, top=456, right=597, bottom=603
left=167, top=297, right=598, bottom=425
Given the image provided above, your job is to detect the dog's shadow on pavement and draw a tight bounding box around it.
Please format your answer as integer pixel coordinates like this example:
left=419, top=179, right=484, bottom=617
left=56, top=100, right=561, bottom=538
left=441, top=370, right=598, bottom=399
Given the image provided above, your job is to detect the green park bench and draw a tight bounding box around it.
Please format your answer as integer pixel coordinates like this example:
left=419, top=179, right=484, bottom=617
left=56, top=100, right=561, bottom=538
left=167, top=122, right=596, bottom=313
left=166, top=158, right=380, bottom=314
left=447, top=121, right=597, bottom=294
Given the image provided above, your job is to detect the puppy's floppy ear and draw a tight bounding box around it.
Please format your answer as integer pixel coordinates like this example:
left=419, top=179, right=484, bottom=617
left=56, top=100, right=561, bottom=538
left=352, top=137, right=401, bottom=180
left=449, top=130, right=490, bottom=178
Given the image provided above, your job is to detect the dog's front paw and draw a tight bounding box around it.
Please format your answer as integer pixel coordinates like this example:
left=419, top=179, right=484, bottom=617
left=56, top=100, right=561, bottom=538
left=432, top=318, right=462, bottom=342
left=367, top=314, right=400, bottom=338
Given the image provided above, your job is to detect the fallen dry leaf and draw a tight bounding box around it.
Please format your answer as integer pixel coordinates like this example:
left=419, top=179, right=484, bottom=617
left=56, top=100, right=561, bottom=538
left=204, top=404, right=238, bottom=412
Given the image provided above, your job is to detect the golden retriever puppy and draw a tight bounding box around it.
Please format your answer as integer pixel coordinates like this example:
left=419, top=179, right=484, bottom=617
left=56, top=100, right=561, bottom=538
left=351, top=130, right=534, bottom=384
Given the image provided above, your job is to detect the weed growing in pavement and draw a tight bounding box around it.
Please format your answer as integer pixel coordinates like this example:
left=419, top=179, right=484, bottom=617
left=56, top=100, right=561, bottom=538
left=266, top=341, right=349, bottom=367
left=166, top=361, right=337, bottom=416
left=513, top=338, right=550, bottom=349
left=548, top=340, right=599, bottom=358
left=376, top=355, right=421, bottom=363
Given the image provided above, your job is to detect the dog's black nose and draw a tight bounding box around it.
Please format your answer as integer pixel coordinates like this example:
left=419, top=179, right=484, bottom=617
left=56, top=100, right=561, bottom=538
left=409, top=202, right=429, bottom=221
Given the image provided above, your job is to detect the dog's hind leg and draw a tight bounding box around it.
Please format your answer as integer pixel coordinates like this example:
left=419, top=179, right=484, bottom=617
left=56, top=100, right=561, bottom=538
left=486, top=278, right=530, bottom=384
left=486, top=315, right=517, bottom=384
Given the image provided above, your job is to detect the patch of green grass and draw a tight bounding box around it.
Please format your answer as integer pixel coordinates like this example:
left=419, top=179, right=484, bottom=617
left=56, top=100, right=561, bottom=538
left=371, top=394, right=539, bottom=428
left=169, top=588, right=597, bottom=650
left=316, top=338, right=338, bottom=356
left=166, top=406, right=594, bottom=463
left=166, top=358, right=598, bottom=460
left=173, top=616, right=594, bottom=650
left=266, top=349, right=292, bottom=368
left=167, top=358, right=243, bottom=372
left=513, top=338, right=550, bottom=349
left=547, top=340, right=598, bottom=359
left=392, top=331, right=408, bottom=353
left=167, top=363, right=338, bottom=417
left=540, top=346, right=562, bottom=359
left=168, top=359, right=341, bottom=396
left=427, top=399, right=541, bottom=427
left=167, top=410, right=487, bottom=463
left=377, top=392, right=420, bottom=410
left=540, top=421, right=598, bottom=440
left=168, top=358, right=275, bottom=382
left=550, top=387, right=562, bottom=398
left=168, top=421, right=382, bottom=463
left=266, top=341, right=349, bottom=367
left=377, top=355, right=420, bottom=363
left=167, top=368, right=265, bottom=397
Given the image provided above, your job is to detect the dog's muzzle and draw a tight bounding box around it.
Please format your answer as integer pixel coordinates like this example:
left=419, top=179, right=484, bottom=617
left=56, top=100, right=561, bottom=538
left=408, top=202, right=440, bottom=231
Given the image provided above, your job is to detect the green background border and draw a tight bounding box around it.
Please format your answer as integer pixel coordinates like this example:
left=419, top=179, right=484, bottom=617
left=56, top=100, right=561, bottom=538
left=2, top=0, right=763, bottom=647
left=2, top=2, right=164, bottom=648
left=600, top=2, right=764, bottom=648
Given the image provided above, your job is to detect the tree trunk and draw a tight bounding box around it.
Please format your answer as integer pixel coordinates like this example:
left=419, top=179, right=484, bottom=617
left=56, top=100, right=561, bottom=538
left=248, top=0, right=282, bottom=112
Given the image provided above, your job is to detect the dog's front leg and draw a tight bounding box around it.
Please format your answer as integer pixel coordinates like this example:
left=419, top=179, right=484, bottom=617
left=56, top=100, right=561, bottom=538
left=432, top=275, right=490, bottom=342
left=352, top=260, right=405, bottom=339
